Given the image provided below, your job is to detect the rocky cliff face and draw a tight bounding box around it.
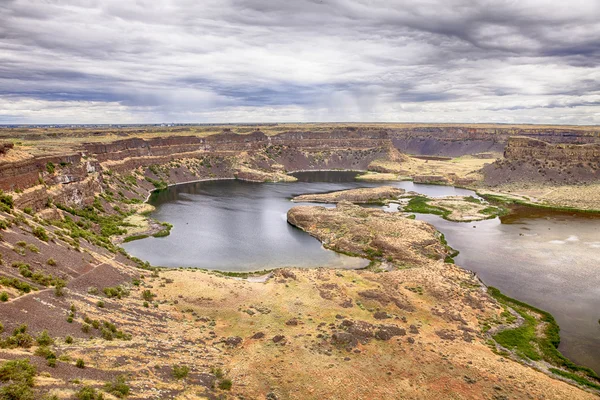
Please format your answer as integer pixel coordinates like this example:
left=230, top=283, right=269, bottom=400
left=1, top=130, right=399, bottom=211
left=389, top=126, right=600, bottom=157
left=483, top=137, right=600, bottom=185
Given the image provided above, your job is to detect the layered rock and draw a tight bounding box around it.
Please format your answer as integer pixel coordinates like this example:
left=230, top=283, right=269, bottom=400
left=483, top=137, right=600, bottom=185
left=292, top=186, right=405, bottom=204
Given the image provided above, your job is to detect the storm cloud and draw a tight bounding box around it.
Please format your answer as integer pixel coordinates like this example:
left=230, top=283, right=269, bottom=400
left=1, top=0, right=599, bottom=124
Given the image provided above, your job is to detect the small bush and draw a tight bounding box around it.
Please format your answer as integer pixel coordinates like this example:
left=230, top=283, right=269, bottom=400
left=97, top=300, right=105, bottom=308
left=172, top=365, right=189, bottom=379
left=36, top=330, right=54, bottom=346
left=32, top=226, right=49, bottom=241
left=141, top=290, right=155, bottom=301
left=0, top=358, right=36, bottom=400
left=65, top=335, right=73, bottom=344
left=101, top=328, right=113, bottom=341
left=0, top=190, right=14, bottom=213
left=47, top=258, right=57, bottom=266
left=104, top=375, right=130, bottom=398
left=75, top=358, right=85, bottom=368
left=218, top=378, right=233, bottom=390
left=46, top=162, right=55, bottom=174
left=23, top=207, right=33, bottom=215
left=0, top=292, right=8, bottom=302
left=82, top=323, right=91, bottom=333
left=75, top=385, right=103, bottom=400
left=54, top=281, right=65, bottom=297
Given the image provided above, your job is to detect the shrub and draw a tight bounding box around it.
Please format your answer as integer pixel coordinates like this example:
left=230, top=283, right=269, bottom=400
left=47, top=258, right=57, bottom=266
left=218, top=378, right=233, bottom=390
left=82, top=324, right=91, bottom=333
left=46, top=162, right=55, bottom=174
left=65, top=336, right=73, bottom=344
left=54, top=281, right=65, bottom=297
left=172, top=365, right=189, bottom=379
left=34, top=346, right=56, bottom=362
left=101, top=328, right=113, bottom=341
left=141, top=290, right=155, bottom=301
left=75, top=358, right=85, bottom=368
left=36, top=330, right=54, bottom=346
left=103, top=286, right=128, bottom=299
left=75, top=386, right=103, bottom=400
left=0, top=190, right=14, bottom=213
left=97, top=300, right=105, bottom=308
left=0, top=359, right=36, bottom=400
left=23, top=207, right=33, bottom=215
left=0, top=292, right=8, bottom=302
left=32, top=226, right=49, bottom=241
left=104, top=375, right=130, bottom=398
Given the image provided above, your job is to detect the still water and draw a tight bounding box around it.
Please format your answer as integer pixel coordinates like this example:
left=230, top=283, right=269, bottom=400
left=123, top=171, right=599, bottom=373
left=123, top=171, right=475, bottom=270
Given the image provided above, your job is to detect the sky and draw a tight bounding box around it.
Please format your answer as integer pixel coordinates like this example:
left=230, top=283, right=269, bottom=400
left=1, top=0, right=599, bottom=125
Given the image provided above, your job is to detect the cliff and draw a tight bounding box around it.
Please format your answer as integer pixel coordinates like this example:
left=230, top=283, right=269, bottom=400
left=483, top=137, right=600, bottom=185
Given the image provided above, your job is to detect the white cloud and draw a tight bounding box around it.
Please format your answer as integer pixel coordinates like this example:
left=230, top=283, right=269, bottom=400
left=0, top=0, right=599, bottom=123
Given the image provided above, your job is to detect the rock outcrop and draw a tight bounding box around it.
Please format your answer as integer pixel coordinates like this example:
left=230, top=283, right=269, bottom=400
left=287, top=201, right=449, bottom=266
left=292, top=186, right=405, bottom=204
left=483, top=137, right=600, bottom=185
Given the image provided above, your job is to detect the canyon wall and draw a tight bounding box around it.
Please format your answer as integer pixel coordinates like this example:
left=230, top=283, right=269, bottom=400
left=483, top=137, right=600, bottom=185
left=389, top=127, right=600, bottom=157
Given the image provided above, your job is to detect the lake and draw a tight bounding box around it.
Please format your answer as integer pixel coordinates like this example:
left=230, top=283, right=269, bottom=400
left=123, top=171, right=600, bottom=373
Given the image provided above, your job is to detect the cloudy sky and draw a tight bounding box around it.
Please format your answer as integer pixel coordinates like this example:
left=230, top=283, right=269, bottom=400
left=1, top=0, right=599, bottom=124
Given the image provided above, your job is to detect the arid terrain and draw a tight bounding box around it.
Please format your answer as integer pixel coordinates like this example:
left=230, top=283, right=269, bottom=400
left=0, top=124, right=599, bottom=399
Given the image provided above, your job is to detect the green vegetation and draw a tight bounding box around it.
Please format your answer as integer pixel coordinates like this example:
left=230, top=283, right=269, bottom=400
left=0, top=190, right=14, bottom=213
left=0, top=275, right=33, bottom=293
left=103, top=376, right=130, bottom=398
left=0, top=324, right=34, bottom=349
left=172, top=364, right=190, bottom=379
left=103, top=285, right=129, bottom=299
left=34, top=345, right=57, bottom=366
left=75, top=358, right=85, bottom=368
left=488, top=287, right=599, bottom=385
left=0, top=292, right=8, bottom=302
left=141, top=290, right=155, bottom=301
left=219, top=378, right=233, bottom=390
left=464, top=196, right=482, bottom=204
left=145, top=177, right=168, bottom=190
left=152, top=222, right=173, bottom=238
left=36, top=330, right=54, bottom=346
left=32, top=226, right=49, bottom=241
left=403, top=196, right=449, bottom=217
left=479, top=193, right=600, bottom=214
left=0, top=359, right=36, bottom=400
left=123, top=234, right=149, bottom=243
left=550, top=368, right=600, bottom=391
left=75, top=386, right=104, bottom=400
left=46, top=162, right=55, bottom=174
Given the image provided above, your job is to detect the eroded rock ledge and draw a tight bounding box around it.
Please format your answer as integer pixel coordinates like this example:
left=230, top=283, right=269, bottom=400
left=292, top=186, right=405, bottom=204
left=287, top=201, right=449, bottom=267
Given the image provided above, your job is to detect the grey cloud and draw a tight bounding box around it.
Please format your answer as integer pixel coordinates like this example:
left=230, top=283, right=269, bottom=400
left=0, top=0, right=599, bottom=124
